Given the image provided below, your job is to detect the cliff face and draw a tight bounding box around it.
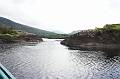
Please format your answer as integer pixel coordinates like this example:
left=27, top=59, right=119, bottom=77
left=61, top=25, right=120, bottom=51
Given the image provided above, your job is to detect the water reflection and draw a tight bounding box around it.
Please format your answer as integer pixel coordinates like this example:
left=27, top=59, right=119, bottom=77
left=102, top=49, right=120, bottom=58
left=0, top=41, right=120, bottom=79
left=68, top=45, right=120, bottom=58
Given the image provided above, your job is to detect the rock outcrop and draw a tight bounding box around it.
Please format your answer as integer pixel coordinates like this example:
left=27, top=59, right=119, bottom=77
left=61, top=26, right=120, bottom=51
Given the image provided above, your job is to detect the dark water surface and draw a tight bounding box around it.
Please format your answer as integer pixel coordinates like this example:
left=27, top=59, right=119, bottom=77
left=0, top=39, right=120, bottom=79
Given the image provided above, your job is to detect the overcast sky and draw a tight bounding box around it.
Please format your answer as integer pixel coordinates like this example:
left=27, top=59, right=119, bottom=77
left=0, top=0, right=120, bottom=33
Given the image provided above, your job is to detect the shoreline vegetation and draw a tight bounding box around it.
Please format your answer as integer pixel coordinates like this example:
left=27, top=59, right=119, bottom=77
left=0, top=26, right=67, bottom=45
left=0, top=17, right=68, bottom=39
left=0, top=27, right=43, bottom=44
left=61, top=24, right=120, bottom=52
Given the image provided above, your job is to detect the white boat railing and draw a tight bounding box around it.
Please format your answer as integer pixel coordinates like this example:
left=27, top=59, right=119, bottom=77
left=0, top=63, right=16, bottom=79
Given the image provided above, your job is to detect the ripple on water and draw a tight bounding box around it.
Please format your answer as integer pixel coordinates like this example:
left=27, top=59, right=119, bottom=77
left=0, top=41, right=120, bottom=79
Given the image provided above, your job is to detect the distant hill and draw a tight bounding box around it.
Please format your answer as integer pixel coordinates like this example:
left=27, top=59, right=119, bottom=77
left=0, top=17, right=60, bottom=38
left=51, top=30, right=66, bottom=34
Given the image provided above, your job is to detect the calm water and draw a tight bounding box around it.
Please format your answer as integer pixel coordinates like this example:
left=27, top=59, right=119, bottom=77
left=0, top=39, right=120, bottom=79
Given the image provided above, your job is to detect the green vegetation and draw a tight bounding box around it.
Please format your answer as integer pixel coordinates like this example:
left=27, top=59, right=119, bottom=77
left=103, top=24, right=120, bottom=30
left=0, top=16, right=69, bottom=44
left=94, top=24, right=120, bottom=43
left=0, top=17, right=68, bottom=39
left=61, top=24, right=120, bottom=50
left=0, top=27, right=18, bottom=43
left=95, top=24, right=120, bottom=31
left=0, top=27, right=43, bottom=43
left=0, top=27, right=17, bottom=35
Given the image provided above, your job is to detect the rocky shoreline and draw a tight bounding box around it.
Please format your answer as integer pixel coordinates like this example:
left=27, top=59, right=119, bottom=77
left=0, top=34, right=43, bottom=44
left=61, top=40, right=120, bottom=57
left=0, top=27, right=43, bottom=44
left=62, top=42, right=120, bottom=50
left=61, top=24, right=120, bottom=52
